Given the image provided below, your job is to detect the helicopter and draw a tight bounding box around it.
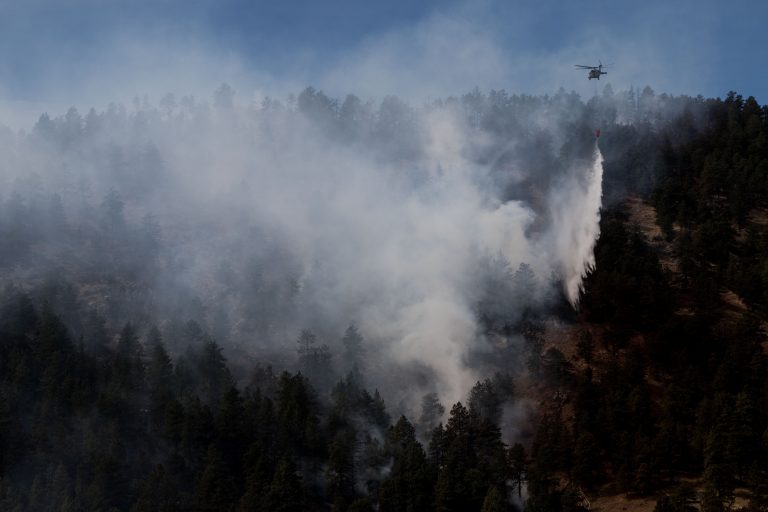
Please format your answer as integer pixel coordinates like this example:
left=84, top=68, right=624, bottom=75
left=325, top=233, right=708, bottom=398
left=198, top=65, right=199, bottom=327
left=575, top=63, right=609, bottom=80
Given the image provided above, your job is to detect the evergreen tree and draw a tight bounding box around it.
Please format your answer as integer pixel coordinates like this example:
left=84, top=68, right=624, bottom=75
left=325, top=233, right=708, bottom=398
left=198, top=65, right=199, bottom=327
left=194, top=446, right=237, bottom=512
left=380, top=416, right=433, bottom=512
left=468, top=379, right=502, bottom=424
left=264, top=458, right=305, bottom=512
left=237, top=442, right=273, bottom=512
left=132, top=465, right=179, bottom=512
left=480, top=486, right=508, bottom=512
left=508, top=443, right=527, bottom=499
left=276, top=372, right=321, bottom=455
left=195, top=339, right=233, bottom=406
left=341, top=323, right=365, bottom=370
left=420, top=392, right=446, bottom=433
left=327, top=431, right=357, bottom=508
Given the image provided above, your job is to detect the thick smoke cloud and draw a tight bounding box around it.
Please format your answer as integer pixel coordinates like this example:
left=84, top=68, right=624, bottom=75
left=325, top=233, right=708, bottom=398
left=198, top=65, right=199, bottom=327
left=0, top=90, right=604, bottom=412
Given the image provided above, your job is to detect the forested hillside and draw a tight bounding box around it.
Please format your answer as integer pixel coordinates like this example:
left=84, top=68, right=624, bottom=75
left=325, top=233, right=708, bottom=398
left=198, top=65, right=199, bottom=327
left=0, top=87, right=767, bottom=511
left=535, top=91, right=768, bottom=511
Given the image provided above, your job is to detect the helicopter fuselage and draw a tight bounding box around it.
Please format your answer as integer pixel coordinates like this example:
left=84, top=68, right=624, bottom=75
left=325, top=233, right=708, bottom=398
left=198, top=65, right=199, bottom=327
left=588, top=69, right=607, bottom=80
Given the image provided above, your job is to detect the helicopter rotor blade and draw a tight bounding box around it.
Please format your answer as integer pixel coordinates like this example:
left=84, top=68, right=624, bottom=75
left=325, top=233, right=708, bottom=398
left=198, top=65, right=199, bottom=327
left=574, top=65, right=595, bottom=69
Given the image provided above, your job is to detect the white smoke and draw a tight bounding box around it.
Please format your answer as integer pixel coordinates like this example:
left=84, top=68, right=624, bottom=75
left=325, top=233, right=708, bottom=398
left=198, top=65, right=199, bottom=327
left=171, top=106, right=603, bottom=406
left=550, top=142, right=605, bottom=306
left=0, top=93, right=609, bottom=412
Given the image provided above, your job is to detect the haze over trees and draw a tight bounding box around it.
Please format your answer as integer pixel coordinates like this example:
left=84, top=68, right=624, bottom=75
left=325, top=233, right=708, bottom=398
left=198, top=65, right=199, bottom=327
left=0, top=85, right=767, bottom=510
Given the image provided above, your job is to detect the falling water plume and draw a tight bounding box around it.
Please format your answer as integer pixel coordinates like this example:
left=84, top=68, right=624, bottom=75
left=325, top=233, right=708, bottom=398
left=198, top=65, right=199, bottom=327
left=555, top=142, right=605, bottom=306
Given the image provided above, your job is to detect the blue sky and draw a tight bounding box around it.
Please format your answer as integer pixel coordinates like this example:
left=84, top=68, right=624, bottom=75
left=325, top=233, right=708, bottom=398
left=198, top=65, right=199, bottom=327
left=1, top=0, right=767, bottom=124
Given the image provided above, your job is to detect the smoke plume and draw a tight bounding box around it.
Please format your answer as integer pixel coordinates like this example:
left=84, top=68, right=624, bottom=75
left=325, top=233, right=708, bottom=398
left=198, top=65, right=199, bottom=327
left=0, top=90, right=609, bottom=413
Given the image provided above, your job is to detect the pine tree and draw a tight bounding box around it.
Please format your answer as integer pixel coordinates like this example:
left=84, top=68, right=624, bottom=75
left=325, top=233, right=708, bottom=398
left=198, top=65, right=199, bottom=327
left=195, top=339, right=233, bottom=406
left=468, top=379, right=502, bottom=423
left=572, top=432, right=602, bottom=490
left=194, top=446, right=237, bottom=512
left=480, top=486, right=507, bottom=512
left=146, top=328, right=174, bottom=429
left=420, top=392, right=446, bottom=433
left=508, top=443, right=526, bottom=499
left=327, top=431, right=357, bottom=508
left=237, top=442, right=273, bottom=512
left=132, top=465, right=178, bottom=512
left=341, top=324, right=365, bottom=370
left=702, top=426, right=735, bottom=511
left=113, top=323, right=145, bottom=394
left=275, top=372, right=320, bottom=455
left=216, top=386, right=249, bottom=482
left=264, top=458, right=305, bottom=512
left=380, top=416, right=433, bottom=512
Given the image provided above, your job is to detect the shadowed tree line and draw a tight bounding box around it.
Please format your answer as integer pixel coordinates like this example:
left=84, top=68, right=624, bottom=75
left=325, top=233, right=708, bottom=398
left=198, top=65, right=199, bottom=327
left=0, top=291, right=529, bottom=511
